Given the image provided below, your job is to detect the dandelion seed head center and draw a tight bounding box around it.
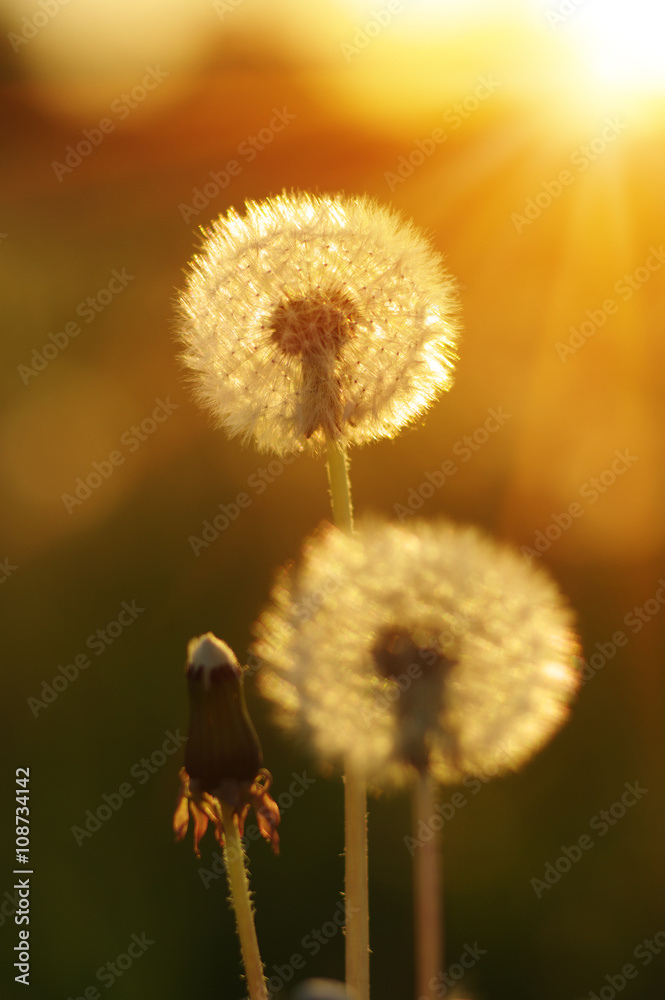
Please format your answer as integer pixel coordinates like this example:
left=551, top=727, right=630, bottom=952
left=268, top=288, right=359, bottom=359
left=370, top=623, right=459, bottom=771
left=371, top=625, right=443, bottom=680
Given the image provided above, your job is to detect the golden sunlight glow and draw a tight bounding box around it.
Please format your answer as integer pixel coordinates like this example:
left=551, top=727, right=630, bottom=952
left=3, top=0, right=212, bottom=116
left=543, top=0, right=665, bottom=95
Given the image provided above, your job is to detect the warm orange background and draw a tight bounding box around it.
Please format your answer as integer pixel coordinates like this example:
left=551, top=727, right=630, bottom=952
left=2, top=2, right=663, bottom=999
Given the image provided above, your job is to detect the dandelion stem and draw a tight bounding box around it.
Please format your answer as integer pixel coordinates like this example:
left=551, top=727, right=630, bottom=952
left=413, top=773, right=443, bottom=1000
left=343, top=760, right=370, bottom=1000
left=325, top=436, right=369, bottom=1000
left=325, top=437, right=354, bottom=533
left=219, top=800, right=268, bottom=1000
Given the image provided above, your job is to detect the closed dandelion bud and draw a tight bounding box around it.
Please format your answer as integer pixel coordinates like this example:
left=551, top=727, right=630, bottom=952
left=184, top=633, right=262, bottom=794
left=174, top=632, right=280, bottom=856
left=177, top=191, right=459, bottom=455
left=254, top=521, right=580, bottom=785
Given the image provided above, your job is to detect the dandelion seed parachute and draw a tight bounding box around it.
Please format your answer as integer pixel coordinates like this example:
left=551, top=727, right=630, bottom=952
left=254, top=521, right=580, bottom=785
left=177, top=192, right=459, bottom=455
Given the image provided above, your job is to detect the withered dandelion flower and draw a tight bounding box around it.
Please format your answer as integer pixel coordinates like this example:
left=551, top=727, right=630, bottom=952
left=173, top=632, right=280, bottom=856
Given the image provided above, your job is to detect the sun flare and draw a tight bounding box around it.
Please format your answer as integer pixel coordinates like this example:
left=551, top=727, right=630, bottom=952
left=546, top=0, right=665, bottom=97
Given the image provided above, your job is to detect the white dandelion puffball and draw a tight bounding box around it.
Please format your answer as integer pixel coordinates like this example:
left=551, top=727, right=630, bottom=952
left=177, top=192, right=459, bottom=455
left=254, top=520, right=580, bottom=784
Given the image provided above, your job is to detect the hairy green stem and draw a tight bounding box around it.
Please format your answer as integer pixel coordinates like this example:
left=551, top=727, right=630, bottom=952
left=325, top=437, right=369, bottom=1000
left=326, top=437, right=354, bottom=534
left=219, top=800, right=268, bottom=1000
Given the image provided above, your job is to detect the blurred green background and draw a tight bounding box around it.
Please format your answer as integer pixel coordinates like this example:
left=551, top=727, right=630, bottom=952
left=2, top=1, right=664, bottom=998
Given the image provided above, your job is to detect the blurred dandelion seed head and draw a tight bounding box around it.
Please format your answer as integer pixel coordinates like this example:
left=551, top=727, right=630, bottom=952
left=254, top=521, right=580, bottom=785
left=177, top=191, right=459, bottom=454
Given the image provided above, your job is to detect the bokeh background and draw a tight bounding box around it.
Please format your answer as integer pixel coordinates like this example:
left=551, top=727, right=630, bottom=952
left=2, top=1, right=664, bottom=998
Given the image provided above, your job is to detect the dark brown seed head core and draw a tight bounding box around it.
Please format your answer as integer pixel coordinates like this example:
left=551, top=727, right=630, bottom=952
left=269, top=288, right=358, bottom=358
left=372, top=626, right=458, bottom=773
left=373, top=626, right=440, bottom=680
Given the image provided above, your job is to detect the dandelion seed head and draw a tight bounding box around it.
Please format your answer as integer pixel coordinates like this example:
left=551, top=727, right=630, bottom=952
left=254, top=521, right=580, bottom=785
left=177, top=191, right=459, bottom=455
